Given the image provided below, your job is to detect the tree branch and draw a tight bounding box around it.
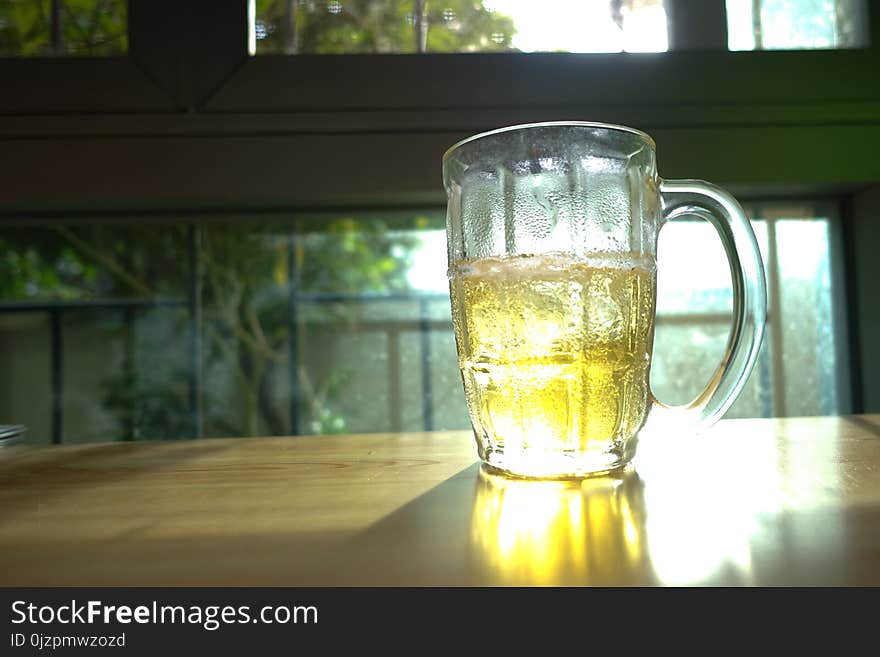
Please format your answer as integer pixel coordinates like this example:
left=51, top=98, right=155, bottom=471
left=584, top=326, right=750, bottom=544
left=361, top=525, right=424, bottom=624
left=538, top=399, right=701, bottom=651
left=54, top=226, right=153, bottom=296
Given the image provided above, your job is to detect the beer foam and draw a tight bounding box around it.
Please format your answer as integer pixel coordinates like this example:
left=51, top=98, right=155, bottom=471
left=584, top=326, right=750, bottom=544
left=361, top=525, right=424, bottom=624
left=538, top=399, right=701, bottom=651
left=449, top=252, right=656, bottom=279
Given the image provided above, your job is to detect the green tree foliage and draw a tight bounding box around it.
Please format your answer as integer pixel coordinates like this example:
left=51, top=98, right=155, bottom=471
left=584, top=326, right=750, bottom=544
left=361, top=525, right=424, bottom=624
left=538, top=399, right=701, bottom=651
left=255, top=0, right=516, bottom=53
left=0, top=0, right=127, bottom=56
left=0, top=224, right=186, bottom=301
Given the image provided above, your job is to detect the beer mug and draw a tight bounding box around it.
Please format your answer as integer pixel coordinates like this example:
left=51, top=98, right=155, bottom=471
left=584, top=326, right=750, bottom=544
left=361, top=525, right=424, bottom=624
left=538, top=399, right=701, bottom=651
left=443, top=122, right=767, bottom=478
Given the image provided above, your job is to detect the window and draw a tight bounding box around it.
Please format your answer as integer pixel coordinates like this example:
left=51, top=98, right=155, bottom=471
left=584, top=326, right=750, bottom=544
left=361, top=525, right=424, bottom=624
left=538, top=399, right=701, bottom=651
left=726, top=0, right=869, bottom=50
left=253, top=0, right=669, bottom=54
left=0, top=1, right=872, bottom=440
left=0, top=203, right=849, bottom=444
left=0, top=0, right=128, bottom=57
left=0, top=215, right=453, bottom=443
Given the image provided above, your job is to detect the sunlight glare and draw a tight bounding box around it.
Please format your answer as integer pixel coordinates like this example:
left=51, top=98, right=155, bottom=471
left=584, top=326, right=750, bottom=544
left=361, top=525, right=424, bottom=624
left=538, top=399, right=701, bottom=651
left=485, top=0, right=668, bottom=53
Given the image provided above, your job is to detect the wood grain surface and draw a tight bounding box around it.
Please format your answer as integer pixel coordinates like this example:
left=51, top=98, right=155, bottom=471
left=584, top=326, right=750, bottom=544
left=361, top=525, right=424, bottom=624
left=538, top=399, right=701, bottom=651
left=1, top=416, right=879, bottom=586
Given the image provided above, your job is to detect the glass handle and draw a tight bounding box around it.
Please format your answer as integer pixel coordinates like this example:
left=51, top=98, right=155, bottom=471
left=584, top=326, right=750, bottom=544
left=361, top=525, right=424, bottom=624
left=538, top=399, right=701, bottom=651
left=647, top=179, right=768, bottom=434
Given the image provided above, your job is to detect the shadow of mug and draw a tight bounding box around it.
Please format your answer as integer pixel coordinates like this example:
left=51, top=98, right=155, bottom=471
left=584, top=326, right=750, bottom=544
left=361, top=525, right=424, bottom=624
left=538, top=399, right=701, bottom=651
left=468, top=466, right=657, bottom=586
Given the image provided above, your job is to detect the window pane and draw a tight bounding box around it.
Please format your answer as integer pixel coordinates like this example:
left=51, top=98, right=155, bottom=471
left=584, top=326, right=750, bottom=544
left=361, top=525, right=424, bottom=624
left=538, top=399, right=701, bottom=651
left=0, top=0, right=128, bottom=57
left=61, top=307, right=192, bottom=444
left=0, top=202, right=848, bottom=444
left=726, top=0, right=868, bottom=50
left=775, top=216, right=839, bottom=415
left=0, top=313, right=51, bottom=443
left=290, top=216, right=461, bottom=434
left=0, top=222, right=190, bottom=444
left=253, top=0, right=668, bottom=54
left=651, top=204, right=844, bottom=419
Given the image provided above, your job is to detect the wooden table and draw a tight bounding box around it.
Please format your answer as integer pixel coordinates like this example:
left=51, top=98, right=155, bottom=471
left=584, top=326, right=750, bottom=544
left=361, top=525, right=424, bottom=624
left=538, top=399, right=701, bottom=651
left=1, top=415, right=879, bottom=586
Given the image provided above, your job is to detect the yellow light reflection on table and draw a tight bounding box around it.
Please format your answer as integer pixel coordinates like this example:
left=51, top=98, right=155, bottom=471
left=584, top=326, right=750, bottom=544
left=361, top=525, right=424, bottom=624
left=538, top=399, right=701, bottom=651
left=469, top=466, right=656, bottom=586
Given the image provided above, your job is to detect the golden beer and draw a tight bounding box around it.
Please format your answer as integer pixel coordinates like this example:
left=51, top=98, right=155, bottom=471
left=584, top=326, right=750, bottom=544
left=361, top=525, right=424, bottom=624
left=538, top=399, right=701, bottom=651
left=449, top=252, right=657, bottom=477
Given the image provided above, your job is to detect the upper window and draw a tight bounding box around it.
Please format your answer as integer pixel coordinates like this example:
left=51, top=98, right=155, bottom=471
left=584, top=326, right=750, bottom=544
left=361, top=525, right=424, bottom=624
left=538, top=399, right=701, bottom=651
left=0, top=0, right=127, bottom=57
left=253, top=0, right=670, bottom=54
left=253, top=0, right=870, bottom=55
left=0, top=0, right=870, bottom=59
left=726, top=0, right=869, bottom=50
